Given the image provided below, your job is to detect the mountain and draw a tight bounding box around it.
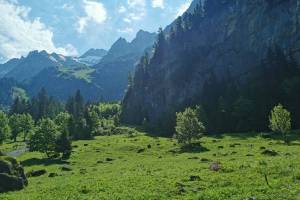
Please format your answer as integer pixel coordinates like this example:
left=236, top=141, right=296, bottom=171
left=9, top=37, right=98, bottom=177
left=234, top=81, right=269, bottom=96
left=0, top=30, right=155, bottom=104
left=76, top=48, right=107, bottom=66
left=3, top=50, right=86, bottom=82
left=0, top=78, right=27, bottom=107
left=92, top=30, right=157, bottom=101
left=25, top=66, right=102, bottom=101
left=121, top=0, right=300, bottom=135
left=0, top=58, right=23, bottom=78
left=0, top=50, right=98, bottom=103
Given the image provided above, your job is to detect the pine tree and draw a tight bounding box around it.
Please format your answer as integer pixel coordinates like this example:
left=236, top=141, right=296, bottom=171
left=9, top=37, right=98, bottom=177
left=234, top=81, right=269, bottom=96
left=55, top=131, right=72, bottom=159
left=153, top=28, right=166, bottom=63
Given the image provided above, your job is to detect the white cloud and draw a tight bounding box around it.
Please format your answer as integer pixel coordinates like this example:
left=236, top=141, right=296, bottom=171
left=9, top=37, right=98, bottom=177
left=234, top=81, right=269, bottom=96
left=118, top=6, right=126, bottom=13
left=127, top=0, right=145, bottom=8
left=124, top=0, right=146, bottom=23
left=0, top=0, right=77, bottom=61
left=62, top=3, right=74, bottom=11
left=123, top=18, right=131, bottom=23
left=176, top=0, right=192, bottom=17
left=128, top=12, right=145, bottom=21
left=77, top=0, right=107, bottom=33
left=152, top=0, right=164, bottom=9
left=117, top=27, right=134, bottom=34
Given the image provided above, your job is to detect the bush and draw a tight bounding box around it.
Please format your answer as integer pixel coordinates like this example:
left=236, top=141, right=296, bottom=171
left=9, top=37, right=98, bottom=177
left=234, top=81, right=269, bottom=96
left=269, top=104, right=291, bottom=144
left=174, top=107, right=205, bottom=144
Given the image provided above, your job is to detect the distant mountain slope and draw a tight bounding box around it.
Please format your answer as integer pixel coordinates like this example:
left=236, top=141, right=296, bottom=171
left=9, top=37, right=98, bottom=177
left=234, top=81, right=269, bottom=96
left=0, top=30, right=156, bottom=104
left=25, top=66, right=102, bottom=101
left=3, top=50, right=85, bottom=82
left=0, top=58, right=22, bottom=78
left=92, top=30, right=157, bottom=100
left=122, top=0, right=300, bottom=134
left=0, top=78, right=27, bottom=106
left=76, top=48, right=107, bottom=66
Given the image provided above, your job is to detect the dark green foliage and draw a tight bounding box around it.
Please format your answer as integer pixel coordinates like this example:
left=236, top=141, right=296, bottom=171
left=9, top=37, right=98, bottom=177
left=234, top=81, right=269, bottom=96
left=0, top=111, right=10, bottom=144
left=152, top=28, right=166, bottom=63
left=55, top=132, right=72, bottom=159
left=66, top=90, right=88, bottom=140
left=10, top=97, right=28, bottom=115
left=29, top=88, right=63, bottom=120
left=9, top=114, right=34, bottom=142
left=28, top=118, right=58, bottom=157
left=54, top=112, right=71, bottom=136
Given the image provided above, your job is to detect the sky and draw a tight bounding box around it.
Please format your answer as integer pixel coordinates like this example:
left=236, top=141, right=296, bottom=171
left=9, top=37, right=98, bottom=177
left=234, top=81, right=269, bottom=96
left=0, top=0, right=193, bottom=63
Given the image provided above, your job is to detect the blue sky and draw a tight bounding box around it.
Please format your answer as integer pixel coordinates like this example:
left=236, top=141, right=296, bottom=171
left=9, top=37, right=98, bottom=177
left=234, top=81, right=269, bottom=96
left=0, top=0, right=192, bottom=62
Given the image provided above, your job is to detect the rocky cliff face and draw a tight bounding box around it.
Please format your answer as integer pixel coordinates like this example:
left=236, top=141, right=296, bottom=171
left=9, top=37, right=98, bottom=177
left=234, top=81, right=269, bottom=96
left=122, top=0, right=300, bottom=134
left=92, top=30, right=156, bottom=101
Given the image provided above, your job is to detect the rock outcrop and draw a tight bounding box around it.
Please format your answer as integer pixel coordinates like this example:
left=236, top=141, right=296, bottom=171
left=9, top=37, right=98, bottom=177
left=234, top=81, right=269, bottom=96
left=0, top=156, right=27, bottom=193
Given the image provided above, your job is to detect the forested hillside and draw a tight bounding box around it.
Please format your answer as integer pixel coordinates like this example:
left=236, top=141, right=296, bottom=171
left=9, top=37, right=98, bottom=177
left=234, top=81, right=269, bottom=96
left=122, top=0, right=300, bottom=135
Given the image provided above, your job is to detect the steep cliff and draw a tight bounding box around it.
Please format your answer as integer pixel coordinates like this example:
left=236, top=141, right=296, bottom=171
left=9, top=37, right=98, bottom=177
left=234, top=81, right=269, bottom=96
left=92, top=30, right=156, bottom=101
left=122, top=0, right=300, bottom=135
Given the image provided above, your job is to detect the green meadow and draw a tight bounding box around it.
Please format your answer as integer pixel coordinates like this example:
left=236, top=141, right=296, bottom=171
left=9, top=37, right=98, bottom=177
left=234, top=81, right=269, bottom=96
left=1, top=129, right=300, bottom=200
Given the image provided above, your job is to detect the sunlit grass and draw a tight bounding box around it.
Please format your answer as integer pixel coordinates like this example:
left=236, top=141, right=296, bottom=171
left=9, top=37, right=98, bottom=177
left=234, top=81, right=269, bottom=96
left=1, top=129, right=300, bottom=200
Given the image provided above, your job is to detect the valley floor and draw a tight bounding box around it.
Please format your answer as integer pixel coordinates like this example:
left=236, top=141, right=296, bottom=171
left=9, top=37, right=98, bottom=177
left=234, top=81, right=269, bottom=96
left=1, top=129, right=300, bottom=200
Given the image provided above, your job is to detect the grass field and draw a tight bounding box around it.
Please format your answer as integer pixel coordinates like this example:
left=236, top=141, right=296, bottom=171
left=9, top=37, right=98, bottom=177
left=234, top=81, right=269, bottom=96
left=1, top=129, right=300, bottom=200
left=58, top=66, right=95, bottom=83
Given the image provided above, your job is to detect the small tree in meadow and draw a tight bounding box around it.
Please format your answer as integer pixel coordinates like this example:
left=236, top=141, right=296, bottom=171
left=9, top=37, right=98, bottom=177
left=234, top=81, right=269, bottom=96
left=54, top=112, right=72, bottom=159
left=0, top=111, right=10, bottom=144
left=269, top=104, right=291, bottom=144
left=174, top=107, right=205, bottom=145
left=29, top=118, right=58, bottom=157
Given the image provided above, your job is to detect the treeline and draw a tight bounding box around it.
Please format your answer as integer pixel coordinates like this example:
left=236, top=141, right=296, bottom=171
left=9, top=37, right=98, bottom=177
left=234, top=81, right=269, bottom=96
left=0, top=88, right=121, bottom=158
left=198, top=46, right=300, bottom=133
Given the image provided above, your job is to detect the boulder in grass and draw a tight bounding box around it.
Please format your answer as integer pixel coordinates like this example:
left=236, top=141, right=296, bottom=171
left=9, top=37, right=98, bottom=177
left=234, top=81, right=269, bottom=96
left=61, top=165, right=72, bottom=171
left=48, top=173, right=58, bottom=178
left=261, top=149, right=278, bottom=156
left=0, top=156, right=27, bottom=193
left=26, top=169, right=47, bottom=177
left=0, top=159, right=12, bottom=174
left=210, top=162, right=221, bottom=172
left=106, top=158, right=114, bottom=162
left=189, top=175, right=201, bottom=181
left=0, top=173, right=25, bottom=192
left=137, top=148, right=145, bottom=153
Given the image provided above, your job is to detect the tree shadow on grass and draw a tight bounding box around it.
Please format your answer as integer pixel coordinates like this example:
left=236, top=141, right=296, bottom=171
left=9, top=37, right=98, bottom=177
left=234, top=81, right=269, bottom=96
left=170, top=142, right=209, bottom=154
left=21, top=158, right=69, bottom=167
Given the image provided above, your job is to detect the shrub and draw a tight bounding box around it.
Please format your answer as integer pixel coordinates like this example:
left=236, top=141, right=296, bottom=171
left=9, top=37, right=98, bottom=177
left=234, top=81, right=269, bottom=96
left=174, top=107, right=205, bottom=144
left=269, top=104, right=291, bottom=144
